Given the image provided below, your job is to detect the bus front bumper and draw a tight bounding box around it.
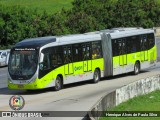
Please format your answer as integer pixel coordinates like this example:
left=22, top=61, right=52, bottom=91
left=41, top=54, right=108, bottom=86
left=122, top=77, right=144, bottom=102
left=8, top=79, right=54, bottom=90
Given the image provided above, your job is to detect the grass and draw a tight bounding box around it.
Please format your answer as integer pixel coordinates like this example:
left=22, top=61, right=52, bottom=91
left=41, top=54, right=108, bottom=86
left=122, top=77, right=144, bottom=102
left=100, top=90, right=160, bottom=120
left=0, top=0, right=73, bottom=14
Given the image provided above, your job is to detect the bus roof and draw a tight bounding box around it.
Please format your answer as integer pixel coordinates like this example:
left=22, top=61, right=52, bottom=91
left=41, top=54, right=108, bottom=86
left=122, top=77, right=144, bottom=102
left=39, top=33, right=101, bottom=49
left=56, top=28, right=154, bottom=44
left=13, top=28, right=154, bottom=49
left=109, top=28, right=154, bottom=39
left=57, top=33, right=101, bottom=45
left=14, top=36, right=56, bottom=48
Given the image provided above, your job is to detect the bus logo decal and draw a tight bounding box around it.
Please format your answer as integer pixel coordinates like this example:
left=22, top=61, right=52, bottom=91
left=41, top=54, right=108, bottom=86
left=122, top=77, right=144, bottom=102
left=74, top=66, right=83, bottom=71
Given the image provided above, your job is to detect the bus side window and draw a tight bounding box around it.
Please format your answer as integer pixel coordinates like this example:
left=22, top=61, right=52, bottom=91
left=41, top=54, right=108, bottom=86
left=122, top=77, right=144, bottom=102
left=41, top=48, right=52, bottom=70
left=82, top=45, right=86, bottom=60
left=86, top=46, right=90, bottom=59
left=64, top=47, right=67, bottom=64
left=141, top=35, right=148, bottom=51
left=131, top=37, right=136, bottom=53
left=43, top=53, right=51, bottom=70
left=126, top=37, right=130, bottom=54
left=50, top=47, right=63, bottom=68
left=127, top=36, right=140, bottom=53
left=112, top=39, right=119, bottom=56
left=57, top=55, right=63, bottom=65
left=57, top=46, right=63, bottom=65
left=68, top=47, right=72, bottom=63
left=148, top=33, right=155, bottom=49
left=136, top=35, right=141, bottom=52
left=64, top=46, right=72, bottom=64
left=73, top=44, right=82, bottom=62
left=51, top=54, right=57, bottom=67
left=118, top=39, right=123, bottom=55
left=82, top=43, right=91, bottom=60
left=92, top=41, right=102, bottom=59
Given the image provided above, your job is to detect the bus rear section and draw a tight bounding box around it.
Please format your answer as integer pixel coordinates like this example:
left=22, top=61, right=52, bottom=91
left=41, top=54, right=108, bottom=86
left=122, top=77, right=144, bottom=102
left=108, top=29, right=157, bottom=76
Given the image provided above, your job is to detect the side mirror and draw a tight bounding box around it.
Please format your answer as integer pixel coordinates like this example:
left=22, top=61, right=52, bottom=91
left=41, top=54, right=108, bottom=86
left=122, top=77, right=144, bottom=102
left=40, top=53, right=44, bottom=63
left=39, top=62, right=49, bottom=71
left=39, top=63, right=44, bottom=70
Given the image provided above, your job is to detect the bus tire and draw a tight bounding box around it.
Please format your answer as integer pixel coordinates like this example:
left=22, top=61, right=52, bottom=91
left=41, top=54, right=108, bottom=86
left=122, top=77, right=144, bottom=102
left=93, top=69, right=100, bottom=83
left=54, top=76, right=62, bottom=91
left=134, top=62, right=140, bottom=75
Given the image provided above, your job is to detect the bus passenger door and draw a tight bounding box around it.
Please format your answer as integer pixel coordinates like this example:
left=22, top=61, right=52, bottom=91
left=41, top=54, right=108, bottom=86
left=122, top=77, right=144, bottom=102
left=122, top=39, right=127, bottom=65
left=64, top=46, right=73, bottom=75
left=87, top=44, right=92, bottom=71
left=119, top=39, right=127, bottom=66
left=82, top=43, right=92, bottom=72
left=140, top=35, right=148, bottom=62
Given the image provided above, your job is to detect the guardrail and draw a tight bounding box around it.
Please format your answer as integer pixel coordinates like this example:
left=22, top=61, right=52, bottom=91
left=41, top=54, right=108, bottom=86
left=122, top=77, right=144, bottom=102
left=88, top=74, right=160, bottom=120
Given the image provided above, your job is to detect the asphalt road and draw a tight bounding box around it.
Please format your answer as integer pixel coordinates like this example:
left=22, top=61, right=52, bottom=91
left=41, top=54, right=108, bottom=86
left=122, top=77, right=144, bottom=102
left=0, top=66, right=7, bottom=88
left=0, top=37, right=160, bottom=120
left=0, top=67, right=160, bottom=120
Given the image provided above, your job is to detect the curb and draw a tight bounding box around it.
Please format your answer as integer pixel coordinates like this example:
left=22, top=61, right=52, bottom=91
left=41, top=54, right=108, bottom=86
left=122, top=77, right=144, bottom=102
left=88, top=74, right=160, bottom=120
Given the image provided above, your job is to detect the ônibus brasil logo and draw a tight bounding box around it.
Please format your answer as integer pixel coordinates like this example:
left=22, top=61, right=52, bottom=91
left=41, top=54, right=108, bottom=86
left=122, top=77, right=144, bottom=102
left=9, top=95, right=25, bottom=111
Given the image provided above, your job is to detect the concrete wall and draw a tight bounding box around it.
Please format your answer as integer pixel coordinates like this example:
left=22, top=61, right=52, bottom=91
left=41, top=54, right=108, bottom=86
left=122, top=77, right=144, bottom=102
left=89, top=91, right=116, bottom=120
left=116, top=75, right=160, bottom=105
left=88, top=74, right=160, bottom=120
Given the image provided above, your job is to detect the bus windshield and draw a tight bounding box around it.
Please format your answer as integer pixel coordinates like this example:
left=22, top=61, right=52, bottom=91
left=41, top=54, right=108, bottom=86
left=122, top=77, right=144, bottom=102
left=8, top=49, right=38, bottom=80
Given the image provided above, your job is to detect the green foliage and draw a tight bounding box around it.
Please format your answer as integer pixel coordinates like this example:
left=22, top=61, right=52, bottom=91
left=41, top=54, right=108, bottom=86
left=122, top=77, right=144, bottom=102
left=71, top=0, right=160, bottom=28
left=0, top=0, right=160, bottom=48
left=66, top=11, right=104, bottom=33
left=100, top=90, right=160, bottom=120
left=0, top=0, right=73, bottom=14
left=0, top=5, right=70, bottom=48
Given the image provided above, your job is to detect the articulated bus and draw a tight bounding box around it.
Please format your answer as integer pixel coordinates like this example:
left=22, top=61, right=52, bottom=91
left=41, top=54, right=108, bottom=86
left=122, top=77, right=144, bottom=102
left=8, top=28, right=157, bottom=90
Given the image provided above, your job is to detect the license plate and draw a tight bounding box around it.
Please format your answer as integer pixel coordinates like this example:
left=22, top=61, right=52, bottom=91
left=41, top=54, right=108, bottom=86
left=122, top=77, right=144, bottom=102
left=18, top=84, right=24, bottom=88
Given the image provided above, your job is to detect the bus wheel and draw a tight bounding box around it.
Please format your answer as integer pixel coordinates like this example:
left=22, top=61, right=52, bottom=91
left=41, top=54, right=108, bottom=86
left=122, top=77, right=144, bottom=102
left=93, top=69, right=100, bottom=83
left=54, top=76, right=62, bottom=91
left=134, top=62, right=140, bottom=75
